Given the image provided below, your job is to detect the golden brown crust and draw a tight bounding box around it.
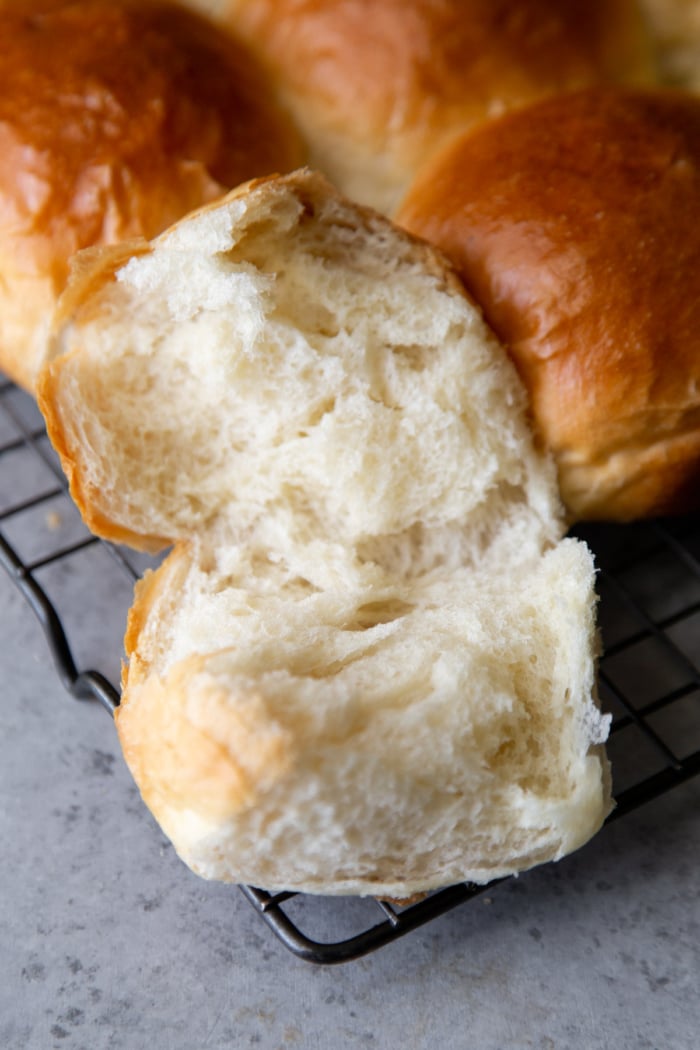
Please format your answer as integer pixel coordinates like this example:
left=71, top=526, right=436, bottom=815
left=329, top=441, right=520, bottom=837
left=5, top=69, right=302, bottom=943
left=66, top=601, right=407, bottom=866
left=37, top=239, right=172, bottom=552
left=397, top=86, right=700, bottom=522
left=122, top=543, right=194, bottom=690
left=222, top=0, right=657, bottom=213
left=0, top=0, right=303, bottom=391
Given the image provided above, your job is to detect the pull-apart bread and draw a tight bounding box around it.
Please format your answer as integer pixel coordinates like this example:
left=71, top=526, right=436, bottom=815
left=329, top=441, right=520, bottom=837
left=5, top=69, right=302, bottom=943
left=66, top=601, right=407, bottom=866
left=39, top=171, right=611, bottom=897
left=217, top=0, right=656, bottom=215
left=0, top=0, right=302, bottom=393
left=398, top=87, right=700, bottom=524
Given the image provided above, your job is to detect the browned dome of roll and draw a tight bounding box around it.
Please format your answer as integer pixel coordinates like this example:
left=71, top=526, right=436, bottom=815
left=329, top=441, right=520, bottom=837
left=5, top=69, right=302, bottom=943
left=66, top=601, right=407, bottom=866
left=397, top=87, right=700, bottom=523
left=220, top=0, right=657, bottom=215
left=0, top=0, right=303, bottom=392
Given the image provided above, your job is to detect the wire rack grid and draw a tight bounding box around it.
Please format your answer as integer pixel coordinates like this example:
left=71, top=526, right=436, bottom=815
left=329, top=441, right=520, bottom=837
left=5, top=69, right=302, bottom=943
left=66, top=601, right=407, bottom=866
left=1, top=374, right=699, bottom=965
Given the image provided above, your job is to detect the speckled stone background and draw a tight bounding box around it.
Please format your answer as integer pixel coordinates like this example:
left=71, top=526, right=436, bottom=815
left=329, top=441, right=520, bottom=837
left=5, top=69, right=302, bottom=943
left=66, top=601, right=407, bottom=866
left=2, top=556, right=700, bottom=1050
left=1, top=387, right=699, bottom=1049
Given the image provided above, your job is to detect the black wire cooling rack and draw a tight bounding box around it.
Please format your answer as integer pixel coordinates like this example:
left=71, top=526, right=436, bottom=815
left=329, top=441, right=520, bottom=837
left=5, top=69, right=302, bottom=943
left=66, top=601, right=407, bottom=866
left=2, top=374, right=700, bottom=965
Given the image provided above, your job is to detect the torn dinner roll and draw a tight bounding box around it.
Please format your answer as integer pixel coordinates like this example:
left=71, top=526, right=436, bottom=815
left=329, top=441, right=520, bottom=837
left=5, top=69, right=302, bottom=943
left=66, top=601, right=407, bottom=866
left=40, top=170, right=611, bottom=895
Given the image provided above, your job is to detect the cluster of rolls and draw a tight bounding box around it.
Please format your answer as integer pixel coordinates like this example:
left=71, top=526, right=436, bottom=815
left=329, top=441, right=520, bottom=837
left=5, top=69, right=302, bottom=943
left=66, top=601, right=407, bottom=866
left=4, top=0, right=700, bottom=524
left=5, top=0, right=699, bottom=896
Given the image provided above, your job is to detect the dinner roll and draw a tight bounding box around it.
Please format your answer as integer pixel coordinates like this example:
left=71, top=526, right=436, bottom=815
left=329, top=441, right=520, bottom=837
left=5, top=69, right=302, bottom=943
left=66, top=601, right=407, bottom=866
left=0, top=0, right=303, bottom=392
left=118, top=525, right=608, bottom=896
left=40, top=170, right=562, bottom=555
left=398, top=87, right=700, bottom=523
left=39, top=171, right=611, bottom=894
left=218, top=0, right=657, bottom=215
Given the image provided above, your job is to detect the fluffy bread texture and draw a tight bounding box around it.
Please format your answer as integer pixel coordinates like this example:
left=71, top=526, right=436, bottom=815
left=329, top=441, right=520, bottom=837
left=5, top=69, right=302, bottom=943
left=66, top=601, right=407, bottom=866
left=398, top=87, right=700, bottom=524
left=218, top=0, right=656, bottom=215
left=119, top=529, right=608, bottom=896
left=40, top=171, right=611, bottom=895
left=0, top=0, right=303, bottom=392
left=41, top=172, right=562, bottom=556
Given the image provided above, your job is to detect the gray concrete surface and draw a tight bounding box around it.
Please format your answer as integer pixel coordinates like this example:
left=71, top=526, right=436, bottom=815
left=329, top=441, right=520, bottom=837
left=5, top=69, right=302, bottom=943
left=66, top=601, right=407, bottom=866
left=2, top=557, right=699, bottom=1050
left=1, top=385, right=699, bottom=1048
